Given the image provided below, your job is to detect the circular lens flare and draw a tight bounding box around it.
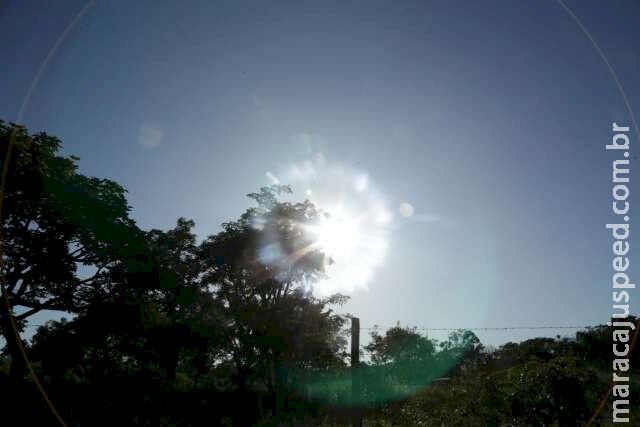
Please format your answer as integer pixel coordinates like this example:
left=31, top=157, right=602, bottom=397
left=307, top=205, right=361, bottom=262
left=278, top=155, right=392, bottom=296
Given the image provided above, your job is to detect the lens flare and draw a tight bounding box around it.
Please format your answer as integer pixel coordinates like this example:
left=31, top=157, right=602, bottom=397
left=278, top=155, right=392, bottom=296
left=308, top=207, right=359, bottom=260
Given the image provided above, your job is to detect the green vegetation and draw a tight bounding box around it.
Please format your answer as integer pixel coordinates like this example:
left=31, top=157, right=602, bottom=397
left=1, top=121, right=638, bottom=425
left=358, top=324, right=640, bottom=426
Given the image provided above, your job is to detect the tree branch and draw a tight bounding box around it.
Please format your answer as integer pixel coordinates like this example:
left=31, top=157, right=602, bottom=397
left=15, top=307, right=41, bottom=321
left=78, top=264, right=108, bottom=285
left=12, top=298, right=66, bottom=313
left=22, top=218, right=33, bottom=235
left=6, top=275, right=20, bottom=294
left=14, top=277, right=30, bottom=299
left=68, top=245, right=85, bottom=258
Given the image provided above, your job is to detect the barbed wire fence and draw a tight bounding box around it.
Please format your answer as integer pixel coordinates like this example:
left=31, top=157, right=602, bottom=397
left=360, top=325, right=594, bottom=332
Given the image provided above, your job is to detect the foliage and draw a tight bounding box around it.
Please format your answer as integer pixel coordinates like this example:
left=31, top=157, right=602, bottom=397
left=0, top=120, right=140, bottom=380
left=2, top=122, right=640, bottom=426
left=356, top=321, right=640, bottom=426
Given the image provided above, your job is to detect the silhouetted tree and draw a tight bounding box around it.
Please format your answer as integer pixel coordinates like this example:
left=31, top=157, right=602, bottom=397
left=0, top=121, right=139, bottom=379
left=200, top=185, right=348, bottom=423
left=8, top=120, right=632, bottom=426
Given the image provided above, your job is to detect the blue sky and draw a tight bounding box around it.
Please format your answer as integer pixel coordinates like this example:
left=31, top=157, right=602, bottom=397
left=2, top=0, right=639, bottom=346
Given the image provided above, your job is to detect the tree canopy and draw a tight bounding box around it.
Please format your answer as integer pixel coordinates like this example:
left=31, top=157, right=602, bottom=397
left=2, top=122, right=639, bottom=425
left=0, top=120, right=141, bottom=379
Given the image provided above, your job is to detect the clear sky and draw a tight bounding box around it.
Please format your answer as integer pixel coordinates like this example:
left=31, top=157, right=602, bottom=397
left=2, top=0, right=639, bottom=347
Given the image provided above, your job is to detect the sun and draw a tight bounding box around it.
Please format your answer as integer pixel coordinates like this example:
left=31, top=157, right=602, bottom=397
left=268, top=155, right=392, bottom=295
left=306, top=205, right=361, bottom=262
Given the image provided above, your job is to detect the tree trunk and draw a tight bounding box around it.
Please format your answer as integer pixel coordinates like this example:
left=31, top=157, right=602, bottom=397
left=165, top=346, right=179, bottom=389
left=0, top=305, right=27, bottom=380
left=274, top=361, right=289, bottom=420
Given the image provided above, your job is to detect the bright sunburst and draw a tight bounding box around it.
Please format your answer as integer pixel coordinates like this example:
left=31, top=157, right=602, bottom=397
left=276, top=154, right=393, bottom=296
left=306, top=204, right=362, bottom=262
